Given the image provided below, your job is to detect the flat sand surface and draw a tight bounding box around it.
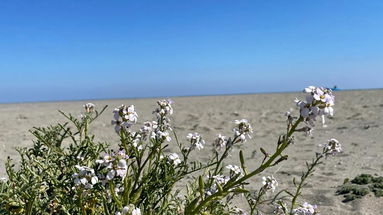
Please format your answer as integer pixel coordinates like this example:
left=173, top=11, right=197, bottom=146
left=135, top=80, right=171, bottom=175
left=1, top=89, right=382, bottom=214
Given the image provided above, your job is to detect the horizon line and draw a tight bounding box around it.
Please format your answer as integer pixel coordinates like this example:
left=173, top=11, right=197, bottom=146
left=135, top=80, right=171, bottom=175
left=1, top=87, right=382, bottom=105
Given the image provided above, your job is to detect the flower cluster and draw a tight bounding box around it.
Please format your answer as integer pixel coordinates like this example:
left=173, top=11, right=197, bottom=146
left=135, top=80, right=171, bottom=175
left=324, top=138, right=342, bottom=155
left=115, top=205, right=141, bottom=215
left=112, top=105, right=139, bottom=132
left=168, top=153, right=182, bottom=166
left=186, top=132, right=205, bottom=150
left=143, top=99, right=174, bottom=143
left=0, top=177, right=7, bottom=183
left=262, top=175, right=278, bottom=192
left=96, top=150, right=129, bottom=181
left=129, top=132, right=143, bottom=150
left=83, top=103, right=95, bottom=113
left=296, top=86, right=335, bottom=127
left=154, top=99, right=173, bottom=116
left=72, top=165, right=98, bottom=189
left=139, top=121, right=158, bottom=140
left=292, top=202, right=318, bottom=215
left=213, top=134, right=228, bottom=150
left=226, top=165, right=242, bottom=175
left=151, top=130, right=172, bottom=142
left=233, top=119, right=253, bottom=142
left=153, top=99, right=173, bottom=130
left=205, top=175, right=231, bottom=196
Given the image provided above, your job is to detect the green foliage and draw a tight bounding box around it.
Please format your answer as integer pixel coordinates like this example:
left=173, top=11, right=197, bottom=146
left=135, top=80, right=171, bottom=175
left=0, top=88, right=339, bottom=215
left=337, top=174, right=383, bottom=202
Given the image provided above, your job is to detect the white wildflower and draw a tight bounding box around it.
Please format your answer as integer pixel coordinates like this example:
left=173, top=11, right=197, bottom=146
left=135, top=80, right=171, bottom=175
left=106, top=169, right=116, bottom=180
left=112, top=105, right=138, bottom=132
left=83, top=103, right=95, bottom=113
left=116, top=159, right=128, bottom=179
left=140, top=121, right=158, bottom=139
left=168, top=153, right=182, bottom=166
left=96, top=154, right=115, bottom=165
left=233, top=119, right=253, bottom=142
left=262, top=175, right=278, bottom=192
left=155, top=99, right=173, bottom=116
left=151, top=130, right=172, bottom=142
left=72, top=165, right=98, bottom=189
left=226, top=165, right=242, bottom=175
left=297, top=86, right=335, bottom=127
left=115, top=205, right=140, bottom=215
left=303, top=86, right=316, bottom=93
left=121, top=206, right=130, bottom=214
left=292, top=202, right=318, bottom=215
left=97, top=151, right=129, bottom=181
left=205, top=175, right=230, bottom=196
left=212, top=174, right=230, bottom=185
left=187, top=133, right=205, bottom=150
left=213, top=134, right=227, bottom=149
left=324, top=138, right=342, bottom=155
left=132, top=208, right=141, bottom=215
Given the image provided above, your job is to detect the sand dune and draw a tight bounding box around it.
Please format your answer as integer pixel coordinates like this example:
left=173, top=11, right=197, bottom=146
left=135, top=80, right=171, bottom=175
left=1, top=89, right=382, bottom=214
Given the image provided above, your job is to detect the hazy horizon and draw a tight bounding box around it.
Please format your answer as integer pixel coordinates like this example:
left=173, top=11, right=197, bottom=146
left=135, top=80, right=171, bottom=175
left=1, top=86, right=382, bottom=104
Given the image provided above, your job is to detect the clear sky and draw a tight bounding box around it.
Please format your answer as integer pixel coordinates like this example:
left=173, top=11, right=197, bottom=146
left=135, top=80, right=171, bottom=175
left=1, top=0, right=382, bottom=103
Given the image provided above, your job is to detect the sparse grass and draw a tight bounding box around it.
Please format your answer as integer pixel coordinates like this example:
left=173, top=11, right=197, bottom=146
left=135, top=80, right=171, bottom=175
left=337, top=174, right=383, bottom=202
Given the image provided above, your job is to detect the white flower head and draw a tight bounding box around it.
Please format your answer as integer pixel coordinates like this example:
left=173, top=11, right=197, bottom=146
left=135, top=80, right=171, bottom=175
left=83, top=103, right=95, bottom=113
left=140, top=121, right=158, bottom=139
left=112, top=105, right=138, bottom=132
left=262, top=175, right=278, bottom=192
left=303, top=86, right=316, bottom=93
left=122, top=206, right=130, bottom=214
left=116, top=205, right=141, bottom=215
left=213, top=134, right=227, bottom=149
left=226, top=165, right=242, bottom=175
left=106, top=169, right=116, bottom=180
left=297, top=86, right=335, bottom=127
left=168, top=153, right=182, bottom=166
left=212, top=174, right=230, bottom=185
left=72, top=165, right=98, bottom=189
left=116, top=159, right=128, bottom=179
left=97, top=150, right=129, bottom=181
left=292, top=202, right=318, bottom=215
left=205, top=174, right=230, bottom=196
left=233, top=119, right=253, bottom=142
left=151, top=130, right=172, bottom=142
left=154, top=99, right=173, bottom=118
left=132, top=208, right=141, bottom=215
left=187, top=133, right=205, bottom=150
left=324, top=138, right=342, bottom=155
left=96, top=153, right=115, bottom=165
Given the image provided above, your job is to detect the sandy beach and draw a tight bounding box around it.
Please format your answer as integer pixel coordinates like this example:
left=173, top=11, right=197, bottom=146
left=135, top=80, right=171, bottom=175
left=1, top=89, right=382, bottom=215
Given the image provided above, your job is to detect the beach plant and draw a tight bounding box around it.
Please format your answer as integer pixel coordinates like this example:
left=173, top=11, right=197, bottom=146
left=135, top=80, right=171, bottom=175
left=0, top=86, right=341, bottom=215
left=336, top=174, right=383, bottom=202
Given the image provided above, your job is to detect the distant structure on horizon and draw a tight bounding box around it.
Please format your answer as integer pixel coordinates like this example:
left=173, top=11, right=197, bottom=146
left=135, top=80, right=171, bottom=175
left=330, top=85, right=340, bottom=91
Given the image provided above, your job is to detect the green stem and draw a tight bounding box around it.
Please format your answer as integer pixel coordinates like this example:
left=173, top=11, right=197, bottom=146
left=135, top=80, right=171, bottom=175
left=207, top=136, right=238, bottom=187
left=188, top=117, right=303, bottom=215
left=25, top=192, right=36, bottom=215
left=289, top=153, right=323, bottom=214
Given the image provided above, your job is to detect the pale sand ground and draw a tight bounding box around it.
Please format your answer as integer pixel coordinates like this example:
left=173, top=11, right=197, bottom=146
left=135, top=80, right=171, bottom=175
left=0, top=89, right=382, bottom=214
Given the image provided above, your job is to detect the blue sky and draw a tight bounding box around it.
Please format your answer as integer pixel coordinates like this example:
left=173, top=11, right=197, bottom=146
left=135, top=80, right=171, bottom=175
left=0, top=0, right=382, bottom=103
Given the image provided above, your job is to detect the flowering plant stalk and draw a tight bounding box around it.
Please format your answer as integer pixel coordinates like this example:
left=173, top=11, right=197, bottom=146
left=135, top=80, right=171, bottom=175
left=0, top=86, right=341, bottom=215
